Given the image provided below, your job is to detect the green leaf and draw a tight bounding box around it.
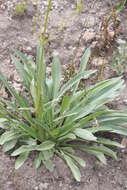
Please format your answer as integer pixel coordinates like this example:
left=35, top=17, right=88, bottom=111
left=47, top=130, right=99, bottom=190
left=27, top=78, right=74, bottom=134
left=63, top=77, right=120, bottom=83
left=83, top=145, right=117, bottom=160
left=97, top=110, right=127, bottom=126
left=73, top=48, right=91, bottom=93
left=30, top=79, right=36, bottom=105
left=0, top=72, right=31, bottom=111
left=52, top=56, right=62, bottom=98
left=0, top=131, right=18, bottom=145
left=0, top=118, right=7, bottom=129
left=0, top=71, right=17, bottom=98
left=11, top=146, right=32, bottom=156
left=13, top=50, right=34, bottom=79
left=56, top=121, right=79, bottom=138
left=42, top=150, right=54, bottom=160
left=11, top=141, right=55, bottom=156
left=58, top=133, right=76, bottom=141
left=74, top=77, right=125, bottom=120
left=40, top=150, right=54, bottom=172
left=66, top=153, right=86, bottom=167
left=80, top=48, right=91, bottom=71
left=62, top=152, right=81, bottom=182
left=97, top=138, right=124, bottom=148
left=3, top=139, right=17, bottom=152
left=34, top=152, right=42, bottom=169
left=89, top=125, right=127, bottom=137
left=115, top=0, right=127, bottom=12
left=35, top=46, right=46, bottom=114
left=87, top=150, right=107, bottom=165
left=74, top=128, right=97, bottom=141
left=0, top=118, right=7, bottom=122
left=60, top=96, right=70, bottom=115
left=54, top=112, right=77, bottom=122
left=46, top=78, right=53, bottom=99
left=15, top=152, right=29, bottom=169
left=37, top=141, right=55, bottom=151
left=43, top=159, right=54, bottom=172
left=58, top=70, right=96, bottom=98
left=11, top=54, right=30, bottom=89
left=17, top=123, right=37, bottom=139
left=61, top=147, right=75, bottom=154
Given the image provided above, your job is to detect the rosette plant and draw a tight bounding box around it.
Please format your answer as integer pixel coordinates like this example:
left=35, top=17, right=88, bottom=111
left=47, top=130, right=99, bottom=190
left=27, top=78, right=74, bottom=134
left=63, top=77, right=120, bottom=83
left=0, top=0, right=127, bottom=181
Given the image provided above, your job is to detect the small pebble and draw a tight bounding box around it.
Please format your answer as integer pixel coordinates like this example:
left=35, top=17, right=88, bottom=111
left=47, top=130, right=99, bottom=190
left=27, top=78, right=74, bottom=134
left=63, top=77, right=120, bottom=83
left=39, top=182, right=49, bottom=190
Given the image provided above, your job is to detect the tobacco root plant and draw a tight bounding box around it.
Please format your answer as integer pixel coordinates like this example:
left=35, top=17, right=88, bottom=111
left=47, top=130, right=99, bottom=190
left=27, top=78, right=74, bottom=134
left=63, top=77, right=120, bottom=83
left=0, top=0, right=127, bottom=182
left=0, top=47, right=127, bottom=181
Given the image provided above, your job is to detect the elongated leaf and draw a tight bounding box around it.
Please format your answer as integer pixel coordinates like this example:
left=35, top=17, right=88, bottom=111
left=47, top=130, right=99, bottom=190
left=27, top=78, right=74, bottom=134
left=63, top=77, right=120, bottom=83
left=0, top=71, right=17, bottom=98
left=74, top=78, right=125, bottom=120
left=0, top=131, right=19, bottom=145
left=3, top=139, right=17, bottom=152
left=58, top=70, right=96, bottom=98
left=13, top=50, right=34, bottom=79
left=74, top=128, right=97, bottom=141
left=97, top=138, right=124, bottom=148
left=11, top=55, right=31, bottom=89
left=11, top=141, right=55, bottom=156
left=11, top=145, right=36, bottom=156
left=0, top=118, right=7, bottom=129
left=82, top=145, right=117, bottom=160
left=52, top=56, right=62, bottom=98
left=0, top=72, right=31, bottom=112
left=97, top=111, right=127, bottom=126
left=34, top=152, right=42, bottom=169
left=42, top=150, right=54, bottom=161
left=35, top=45, right=47, bottom=99
left=79, top=110, right=106, bottom=126
left=115, top=0, right=127, bottom=12
left=30, top=79, right=36, bottom=105
left=41, top=57, right=47, bottom=98
left=61, top=147, right=75, bottom=154
left=80, top=48, right=91, bottom=72
left=46, top=78, right=53, bottom=99
left=60, top=96, right=70, bottom=115
left=86, top=77, right=124, bottom=102
left=58, top=133, right=76, bottom=141
left=89, top=125, right=127, bottom=137
left=62, top=153, right=81, bottom=182
left=43, top=159, right=54, bottom=172
left=17, top=123, right=37, bottom=139
left=87, top=150, right=107, bottom=165
left=66, top=153, right=86, bottom=167
left=37, top=141, right=55, bottom=151
left=54, top=112, right=77, bottom=122
left=73, top=48, right=91, bottom=93
left=15, top=152, right=29, bottom=169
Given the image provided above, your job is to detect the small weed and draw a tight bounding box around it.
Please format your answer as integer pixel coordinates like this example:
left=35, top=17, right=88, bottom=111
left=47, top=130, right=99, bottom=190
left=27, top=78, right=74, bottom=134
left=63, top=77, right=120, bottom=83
left=15, top=1, right=26, bottom=16
left=76, top=0, right=83, bottom=13
left=103, top=9, right=119, bottom=49
left=103, top=0, right=127, bottom=49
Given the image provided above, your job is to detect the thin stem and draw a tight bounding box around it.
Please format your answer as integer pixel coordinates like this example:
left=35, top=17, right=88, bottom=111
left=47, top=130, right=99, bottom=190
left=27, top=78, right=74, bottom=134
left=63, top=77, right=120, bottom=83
left=36, top=0, right=52, bottom=116
left=98, top=58, right=105, bottom=81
